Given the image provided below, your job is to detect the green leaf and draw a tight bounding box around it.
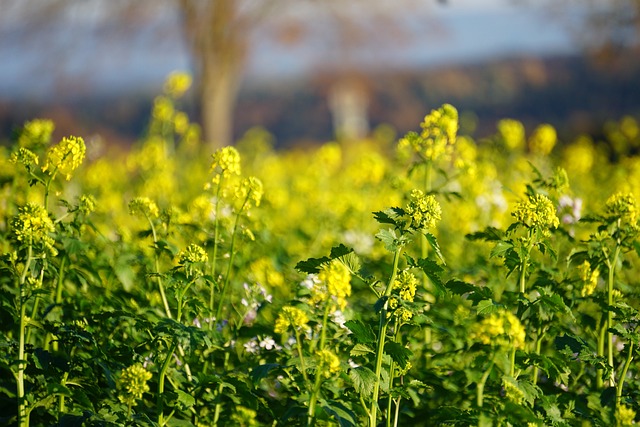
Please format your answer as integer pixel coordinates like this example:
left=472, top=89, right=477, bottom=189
left=350, top=343, right=375, bottom=357
left=349, top=366, right=376, bottom=397
left=323, top=400, right=358, bottom=427
left=330, top=244, right=353, bottom=259
left=466, top=226, right=504, bottom=242
left=411, top=257, right=446, bottom=296
left=476, top=299, right=503, bottom=315
left=373, top=209, right=401, bottom=226
left=175, top=389, right=196, bottom=408
left=345, top=320, right=376, bottom=344
left=423, top=232, right=445, bottom=264
left=490, top=241, right=514, bottom=258
left=250, top=363, right=281, bottom=383
left=375, top=228, right=408, bottom=252
left=296, top=245, right=354, bottom=274
left=384, top=341, right=413, bottom=369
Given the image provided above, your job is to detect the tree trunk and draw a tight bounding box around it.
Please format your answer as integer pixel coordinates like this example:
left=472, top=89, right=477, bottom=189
left=179, top=0, right=247, bottom=149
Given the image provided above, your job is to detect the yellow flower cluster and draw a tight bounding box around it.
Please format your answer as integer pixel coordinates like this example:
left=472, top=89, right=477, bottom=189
left=405, top=189, right=442, bottom=231
left=164, top=71, right=192, bottom=98
left=230, top=406, right=259, bottom=427
left=9, top=147, right=39, bottom=168
left=18, top=118, right=54, bottom=148
left=512, top=194, right=559, bottom=232
left=316, top=349, right=341, bottom=378
left=274, top=306, right=309, bottom=335
left=605, top=192, right=638, bottom=227
left=42, top=136, right=86, bottom=181
left=497, top=119, right=525, bottom=151
left=394, top=270, right=418, bottom=302
left=398, top=104, right=458, bottom=162
left=470, top=310, right=526, bottom=349
left=577, top=260, right=599, bottom=297
left=117, top=363, right=152, bottom=406
left=179, top=243, right=208, bottom=264
left=128, top=197, right=160, bottom=219
left=617, top=404, right=637, bottom=426
left=11, top=203, right=56, bottom=252
left=529, top=124, right=557, bottom=155
left=211, top=146, right=241, bottom=179
left=78, top=195, right=97, bottom=216
left=235, top=176, right=264, bottom=208
left=311, top=259, right=352, bottom=310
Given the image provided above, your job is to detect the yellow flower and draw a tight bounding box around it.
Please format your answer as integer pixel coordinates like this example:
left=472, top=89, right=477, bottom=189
left=529, top=124, right=557, bottom=155
left=512, top=194, right=559, bottom=232
left=471, top=310, right=525, bottom=349
left=164, top=71, right=192, bottom=98
left=394, top=270, right=418, bottom=302
left=617, top=405, right=636, bottom=426
left=11, top=203, right=56, bottom=251
left=312, top=259, right=352, bottom=310
left=117, top=364, right=152, bottom=406
left=274, top=306, right=309, bottom=335
left=10, top=147, right=39, bottom=168
left=606, top=192, right=638, bottom=228
left=78, top=195, right=97, bottom=216
left=399, top=104, right=458, bottom=163
left=128, top=197, right=160, bottom=218
left=577, top=260, right=599, bottom=297
left=18, top=119, right=54, bottom=148
left=42, top=136, right=86, bottom=180
left=497, top=119, right=525, bottom=151
left=179, top=243, right=208, bottom=264
left=405, top=189, right=442, bottom=230
left=235, top=176, right=264, bottom=208
left=316, top=349, right=341, bottom=377
left=211, top=146, right=241, bottom=178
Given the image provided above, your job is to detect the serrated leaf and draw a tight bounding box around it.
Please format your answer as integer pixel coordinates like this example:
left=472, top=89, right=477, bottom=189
left=295, top=256, right=331, bottom=274
left=423, top=232, right=445, bottom=264
left=330, top=244, right=353, bottom=259
left=375, top=228, right=402, bottom=252
left=175, top=389, right=196, bottom=408
left=349, top=366, right=376, bottom=397
left=444, top=279, right=476, bottom=295
left=345, top=320, right=376, bottom=344
left=373, top=209, right=399, bottom=226
left=413, top=258, right=446, bottom=296
left=323, top=400, right=358, bottom=427
left=476, top=299, right=503, bottom=315
left=490, top=241, right=514, bottom=258
left=384, top=341, right=413, bottom=368
left=466, top=227, right=504, bottom=241
left=250, top=363, right=281, bottom=383
left=350, top=343, right=375, bottom=357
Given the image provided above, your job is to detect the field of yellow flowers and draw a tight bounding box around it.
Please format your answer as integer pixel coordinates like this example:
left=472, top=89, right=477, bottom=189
left=2, top=73, right=640, bottom=426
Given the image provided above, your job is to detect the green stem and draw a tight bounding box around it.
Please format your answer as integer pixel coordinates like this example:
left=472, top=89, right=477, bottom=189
left=307, top=304, right=331, bottom=427
left=209, top=178, right=224, bottom=325
left=370, top=247, right=403, bottom=426
left=214, top=196, right=249, bottom=323
left=616, top=340, right=634, bottom=408
left=17, top=244, right=34, bottom=427
left=157, top=340, right=178, bottom=427
left=294, top=329, right=310, bottom=384
left=477, top=361, right=494, bottom=408
left=597, top=316, right=607, bottom=389
left=532, top=328, right=544, bottom=385
left=606, top=244, right=621, bottom=387
left=212, top=351, right=231, bottom=427
left=147, top=214, right=172, bottom=319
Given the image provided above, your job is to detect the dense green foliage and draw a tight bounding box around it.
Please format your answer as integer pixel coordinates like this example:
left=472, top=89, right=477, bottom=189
left=2, top=73, right=640, bottom=426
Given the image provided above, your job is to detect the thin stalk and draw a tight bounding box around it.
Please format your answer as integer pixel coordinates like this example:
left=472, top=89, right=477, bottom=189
left=307, top=304, right=331, bottom=427
left=597, top=317, right=607, bottom=389
left=477, top=361, right=494, bottom=408
left=386, top=320, right=401, bottom=427
left=157, top=340, right=178, bottom=427
left=209, top=178, right=224, bottom=325
left=25, top=262, right=46, bottom=345
left=370, top=247, right=403, bottom=426
left=17, top=244, right=34, bottom=427
left=212, top=351, right=231, bottom=427
left=616, top=340, right=634, bottom=408
left=214, top=195, right=249, bottom=323
left=606, top=244, right=621, bottom=386
left=532, top=328, right=544, bottom=385
left=147, top=214, right=172, bottom=319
